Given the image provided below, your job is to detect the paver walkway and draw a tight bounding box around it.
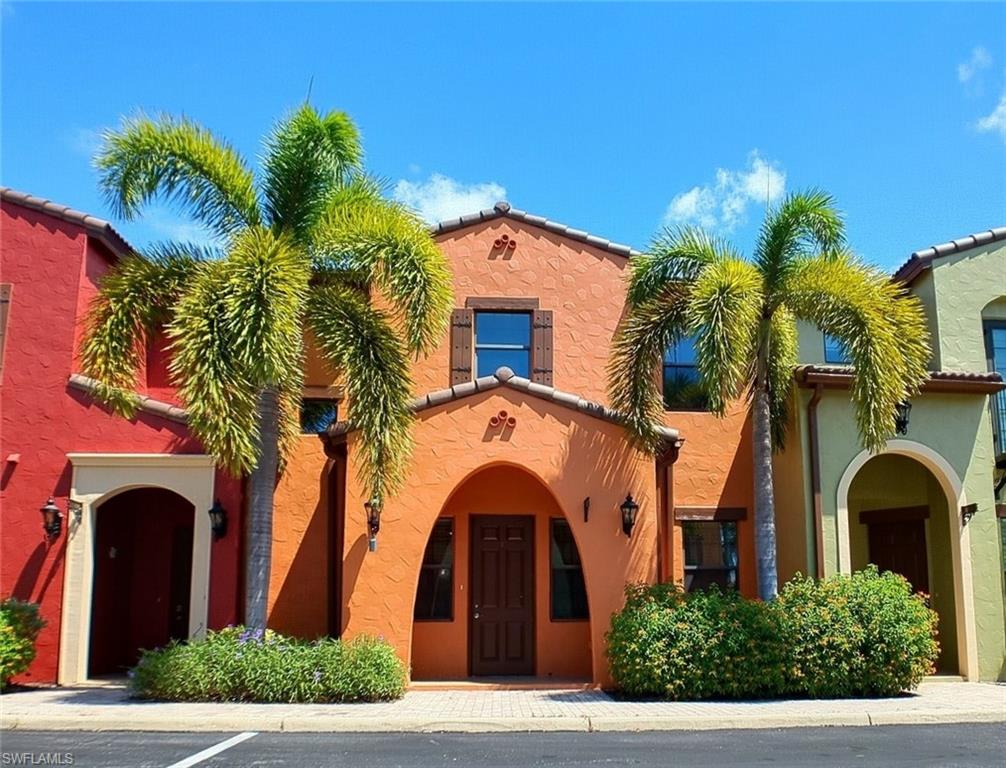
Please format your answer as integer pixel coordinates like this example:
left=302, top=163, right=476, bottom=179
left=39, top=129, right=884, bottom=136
left=2, top=680, right=1003, bottom=733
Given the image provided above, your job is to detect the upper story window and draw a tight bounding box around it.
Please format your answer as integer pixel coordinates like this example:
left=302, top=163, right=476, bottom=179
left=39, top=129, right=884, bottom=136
left=299, top=398, right=338, bottom=434
left=985, top=321, right=1006, bottom=456
left=824, top=334, right=851, bottom=365
left=474, top=311, right=531, bottom=378
left=663, top=337, right=707, bottom=410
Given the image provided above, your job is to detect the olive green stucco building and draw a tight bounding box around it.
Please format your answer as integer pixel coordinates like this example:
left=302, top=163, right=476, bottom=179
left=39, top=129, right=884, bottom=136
left=774, top=228, right=1006, bottom=681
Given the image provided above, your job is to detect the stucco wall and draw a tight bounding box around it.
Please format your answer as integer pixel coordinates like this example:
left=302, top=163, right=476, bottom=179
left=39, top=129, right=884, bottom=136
left=0, top=201, right=242, bottom=683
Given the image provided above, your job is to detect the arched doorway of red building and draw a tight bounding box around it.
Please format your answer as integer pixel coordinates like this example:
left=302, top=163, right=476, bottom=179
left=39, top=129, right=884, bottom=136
left=88, top=487, right=194, bottom=677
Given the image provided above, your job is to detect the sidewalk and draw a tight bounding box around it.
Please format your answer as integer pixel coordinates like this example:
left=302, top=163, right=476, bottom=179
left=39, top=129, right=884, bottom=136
left=2, top=681, right=1003, bottom=733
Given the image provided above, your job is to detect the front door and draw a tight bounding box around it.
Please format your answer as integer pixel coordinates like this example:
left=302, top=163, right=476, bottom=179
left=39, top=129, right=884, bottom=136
left=470, top=515, right=535, bottom=676
left=866, top=514, right=930, bottom=594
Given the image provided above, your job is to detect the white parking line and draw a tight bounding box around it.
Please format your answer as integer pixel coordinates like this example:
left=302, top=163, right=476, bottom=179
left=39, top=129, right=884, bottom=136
left=165, top=732, right=258, bottom=768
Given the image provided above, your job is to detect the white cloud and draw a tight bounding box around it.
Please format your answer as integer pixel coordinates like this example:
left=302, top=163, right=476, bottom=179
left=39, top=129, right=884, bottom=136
left=65, top=127, right=104, bottom=159
left=662, top=152, right=786, bottom=232
left=393, top=173, right=506, bottom=225
left=144, top=206, right=220, bottom=246
left=958, top=46, right=992, bottom=84
left=976, top=94, right=1006, bottom=141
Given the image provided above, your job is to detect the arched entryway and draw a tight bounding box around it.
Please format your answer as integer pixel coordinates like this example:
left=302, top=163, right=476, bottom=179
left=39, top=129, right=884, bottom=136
left=411, top=463, right=592, bottom=680
left=836, top=440, right=977, bottom=679
left=88, top=487, right=195, bottom=677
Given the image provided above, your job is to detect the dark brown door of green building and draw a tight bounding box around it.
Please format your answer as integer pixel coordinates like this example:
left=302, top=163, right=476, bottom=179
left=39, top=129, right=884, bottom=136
left=864, top=506, right=930, bottom=594
left=470, top=515, right=535, bottom=676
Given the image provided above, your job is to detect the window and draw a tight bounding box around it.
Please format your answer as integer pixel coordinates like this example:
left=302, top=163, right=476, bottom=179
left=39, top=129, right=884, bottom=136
left=683, top=521, right=738, bottom=592
left=550, top=519, right=588, bottom=620
left=299, top=399, right=338, bottom=434
left=985, top=321, right=1006, bottom=456
left=414, top=518, right=453, bottom=621
left=663, top=337, right=707, bottom=410
left=474, top=311, right=532, bottom=378
left=824, top=334, right=851, bottom=364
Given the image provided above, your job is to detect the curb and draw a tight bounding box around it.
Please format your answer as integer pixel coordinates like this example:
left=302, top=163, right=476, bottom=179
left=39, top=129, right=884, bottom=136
left=4, top=711, right=1004, bottom=733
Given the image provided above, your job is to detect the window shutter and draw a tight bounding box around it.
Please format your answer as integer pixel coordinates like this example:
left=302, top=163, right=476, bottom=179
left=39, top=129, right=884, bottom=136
left=0, top=284, right=10, bottom=382
left=531, top=309, right=554, bottom=386
left=450, top=308, right=473, bottom=385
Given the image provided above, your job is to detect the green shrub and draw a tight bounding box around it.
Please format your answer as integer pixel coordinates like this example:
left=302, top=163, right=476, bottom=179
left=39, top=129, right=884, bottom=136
left=605, top=568, right=939, bottom=701
left=778, top=567, right=939, bottom=697
left=129, top=627, right=407, bottom=703
left=0, top=598, right=46, bottom=690
left=605, top=583, right=786, bottom=700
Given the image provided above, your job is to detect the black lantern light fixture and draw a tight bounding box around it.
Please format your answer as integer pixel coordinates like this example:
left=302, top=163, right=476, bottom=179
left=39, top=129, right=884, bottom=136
left=40, top=497, right=62, bottom=540
left=894, top=400, right=912, bottom=435
left=207, top=500, right=228, bottom=540
left=961, top=503, right=978, bottom=527
left=619, top=494, right=639, bottom=537
left=365, top=497, right=382, bottom=552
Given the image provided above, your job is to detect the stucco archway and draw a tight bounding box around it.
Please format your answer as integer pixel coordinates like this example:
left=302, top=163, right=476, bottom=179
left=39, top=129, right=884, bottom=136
left=58, top=454, right=215, bottom=685
left=835, top=439, right=977, bottom=679
left=410, top=462, right=593, bottom=680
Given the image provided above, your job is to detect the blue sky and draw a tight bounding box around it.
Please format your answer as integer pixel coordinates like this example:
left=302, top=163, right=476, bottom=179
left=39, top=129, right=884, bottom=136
left=2, top=2, right=1004, bottom=271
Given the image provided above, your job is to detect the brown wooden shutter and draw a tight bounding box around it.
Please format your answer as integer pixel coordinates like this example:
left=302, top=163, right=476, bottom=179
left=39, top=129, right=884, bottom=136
left=450, top=308, right=473, bottom=385
left=0, top=284, right=11, bottom=382
left=531, top=309, right=554, bottom=386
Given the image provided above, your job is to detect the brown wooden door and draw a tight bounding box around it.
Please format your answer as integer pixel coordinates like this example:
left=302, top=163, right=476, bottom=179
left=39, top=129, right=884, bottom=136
left=868, top=519, right=930, bottom=593
left=470, top=515, right=535, bottom=676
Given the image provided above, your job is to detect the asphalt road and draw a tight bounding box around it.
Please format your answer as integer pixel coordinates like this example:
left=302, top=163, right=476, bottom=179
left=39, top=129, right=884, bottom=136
left=1, top=725, right=1004, bottom=768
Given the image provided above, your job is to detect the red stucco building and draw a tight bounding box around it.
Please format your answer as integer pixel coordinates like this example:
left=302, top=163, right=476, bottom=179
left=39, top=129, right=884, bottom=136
left=1, top=188, right=243, bottom=684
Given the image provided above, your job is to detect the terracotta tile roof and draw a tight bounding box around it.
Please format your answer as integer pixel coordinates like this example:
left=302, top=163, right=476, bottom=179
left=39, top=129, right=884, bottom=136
left=431, top=201, right=643, bottom=258
left=893, top=226, right=1006, bottom=284
left=795, top=364, right=1004, bottom=394
left=327, top=365, right=681, bottom=444
left=1, top=187, right=133, bottom=257
left=68, top=373, right=188, bottom=423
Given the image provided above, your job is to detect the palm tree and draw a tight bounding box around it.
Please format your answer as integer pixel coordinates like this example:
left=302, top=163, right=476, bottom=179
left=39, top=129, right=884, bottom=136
left=608, top=191, right=929, bottom=600
left=80, top=106, right=453, bottom=629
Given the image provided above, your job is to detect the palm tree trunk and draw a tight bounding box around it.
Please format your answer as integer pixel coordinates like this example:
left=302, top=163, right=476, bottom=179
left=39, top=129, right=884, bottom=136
left=752, top=381, right=779, bottom=601
left=245, top=386, right=280, bottom=630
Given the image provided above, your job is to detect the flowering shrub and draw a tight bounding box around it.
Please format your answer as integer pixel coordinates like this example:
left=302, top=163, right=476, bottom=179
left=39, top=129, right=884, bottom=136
left=129, top=627, right=406, bottom=703
left=0, top=598, right=46, bottom=690
left=605, top=568, right=939, bottom=700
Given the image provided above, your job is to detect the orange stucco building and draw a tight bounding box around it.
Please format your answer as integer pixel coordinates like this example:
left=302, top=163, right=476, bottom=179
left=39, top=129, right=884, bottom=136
left=267, top=203, right=755, bottom=685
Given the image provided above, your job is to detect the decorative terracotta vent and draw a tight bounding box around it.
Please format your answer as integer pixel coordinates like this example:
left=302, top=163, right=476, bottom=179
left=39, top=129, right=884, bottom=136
left=492, top=234, right=517, bottom=252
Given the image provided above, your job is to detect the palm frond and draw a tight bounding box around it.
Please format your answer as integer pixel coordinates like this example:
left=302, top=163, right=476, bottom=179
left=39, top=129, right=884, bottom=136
left=261, top=105, right=363, bottom=242
left=686, top=258, right=765, bottom=415
left=222, top=227, right=310, bottom=386
left=754, top=190, right=845, bottom=299
left=784, top=251, right=931, bottom=452
left=628, top=226, right=738, bottom=306
left=307, top=285, right=414, bottom=500
left=607, top=283, right=692, bottom=452
left=312, top=186, right=453, bottom=355
left=167, top=260, right=261, bottom=474
left=79, top=245, right=207, bottom=416
left=96, top=113, right=260, bottom=237
left=766, top=306, right=799, bottom=449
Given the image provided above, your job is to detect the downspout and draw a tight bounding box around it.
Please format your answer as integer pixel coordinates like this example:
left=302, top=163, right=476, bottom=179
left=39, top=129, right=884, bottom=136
left=656, top=439, right=683, bottom=584
left=807, top=385, right=825, bottom=579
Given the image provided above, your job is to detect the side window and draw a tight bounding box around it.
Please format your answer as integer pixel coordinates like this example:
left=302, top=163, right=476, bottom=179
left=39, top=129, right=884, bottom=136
left=550, top=518, right=589, bottom=620
left=823, top=334, right=851, bottom=364
left=474, top=311, right=532, bottom=378
left=663, top=337, right=707, bottom=410
left=683, top=520, right=739, bottom=592
left=299, top=398, right=339, bottom=434
left=415, top=518, right=454, bottom=621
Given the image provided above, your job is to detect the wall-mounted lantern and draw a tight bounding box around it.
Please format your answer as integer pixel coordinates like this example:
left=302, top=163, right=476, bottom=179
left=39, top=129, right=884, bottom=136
left=894, top=400, right=912, bottom=435
left=207, top=500, right=228, bottom=540
left=961, top=503, right=978, bottom=527
left=365, top=497, right=382, bottom=552
left=619, top=494, right=639, bottom=537
left=41, top=497, right=62, bottom=540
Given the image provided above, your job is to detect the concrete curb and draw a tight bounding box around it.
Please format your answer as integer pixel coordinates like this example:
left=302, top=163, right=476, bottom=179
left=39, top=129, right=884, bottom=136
left=4, top=711, right=1003, bottom=733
